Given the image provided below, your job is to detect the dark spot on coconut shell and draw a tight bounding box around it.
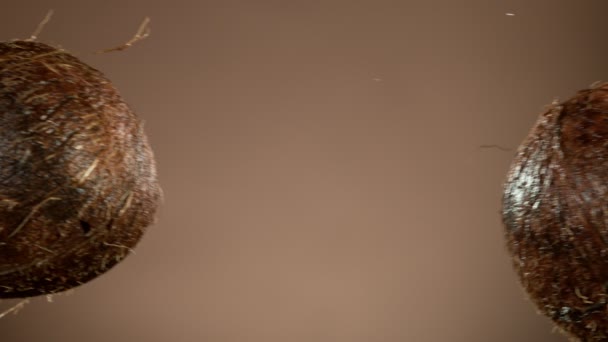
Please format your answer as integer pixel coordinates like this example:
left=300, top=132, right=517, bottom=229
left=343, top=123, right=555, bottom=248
left=0, top=41, right=160, bottom=299
left=79, top=220, right=91, bottom=235
left=503, top=83, right=608, bottom=341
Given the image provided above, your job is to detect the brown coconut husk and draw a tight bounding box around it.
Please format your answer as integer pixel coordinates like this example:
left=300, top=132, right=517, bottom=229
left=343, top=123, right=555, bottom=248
left=503, top=83, right=608, bottom=341
left=0, top=40, right=160, bottom=298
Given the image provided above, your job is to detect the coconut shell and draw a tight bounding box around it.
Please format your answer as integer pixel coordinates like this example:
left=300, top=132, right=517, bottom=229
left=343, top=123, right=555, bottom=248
left=0, top=41, right=160, bottom=298
left=503, top=83, right=608, bottom=341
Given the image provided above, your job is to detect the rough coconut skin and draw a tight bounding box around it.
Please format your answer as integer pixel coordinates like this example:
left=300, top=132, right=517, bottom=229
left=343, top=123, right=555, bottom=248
left=503, top=83, right=608, bottom=341
left=0, top=41, right=160, bottom=298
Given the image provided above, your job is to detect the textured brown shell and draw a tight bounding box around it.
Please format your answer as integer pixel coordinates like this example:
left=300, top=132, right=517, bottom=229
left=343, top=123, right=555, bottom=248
left=0, top=41, right=160, bottom=298
left=503, top=83, right=608, bottom=341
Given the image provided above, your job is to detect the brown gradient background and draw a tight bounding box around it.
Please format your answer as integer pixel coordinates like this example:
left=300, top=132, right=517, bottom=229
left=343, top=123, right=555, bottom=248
left=0, top=1, right=607, bottom=341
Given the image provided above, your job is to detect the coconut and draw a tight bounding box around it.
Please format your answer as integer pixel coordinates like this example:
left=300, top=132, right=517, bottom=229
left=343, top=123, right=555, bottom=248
left=503, top=83, right=608, bottom=340
left=0, top=40, right=160, bottom=298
